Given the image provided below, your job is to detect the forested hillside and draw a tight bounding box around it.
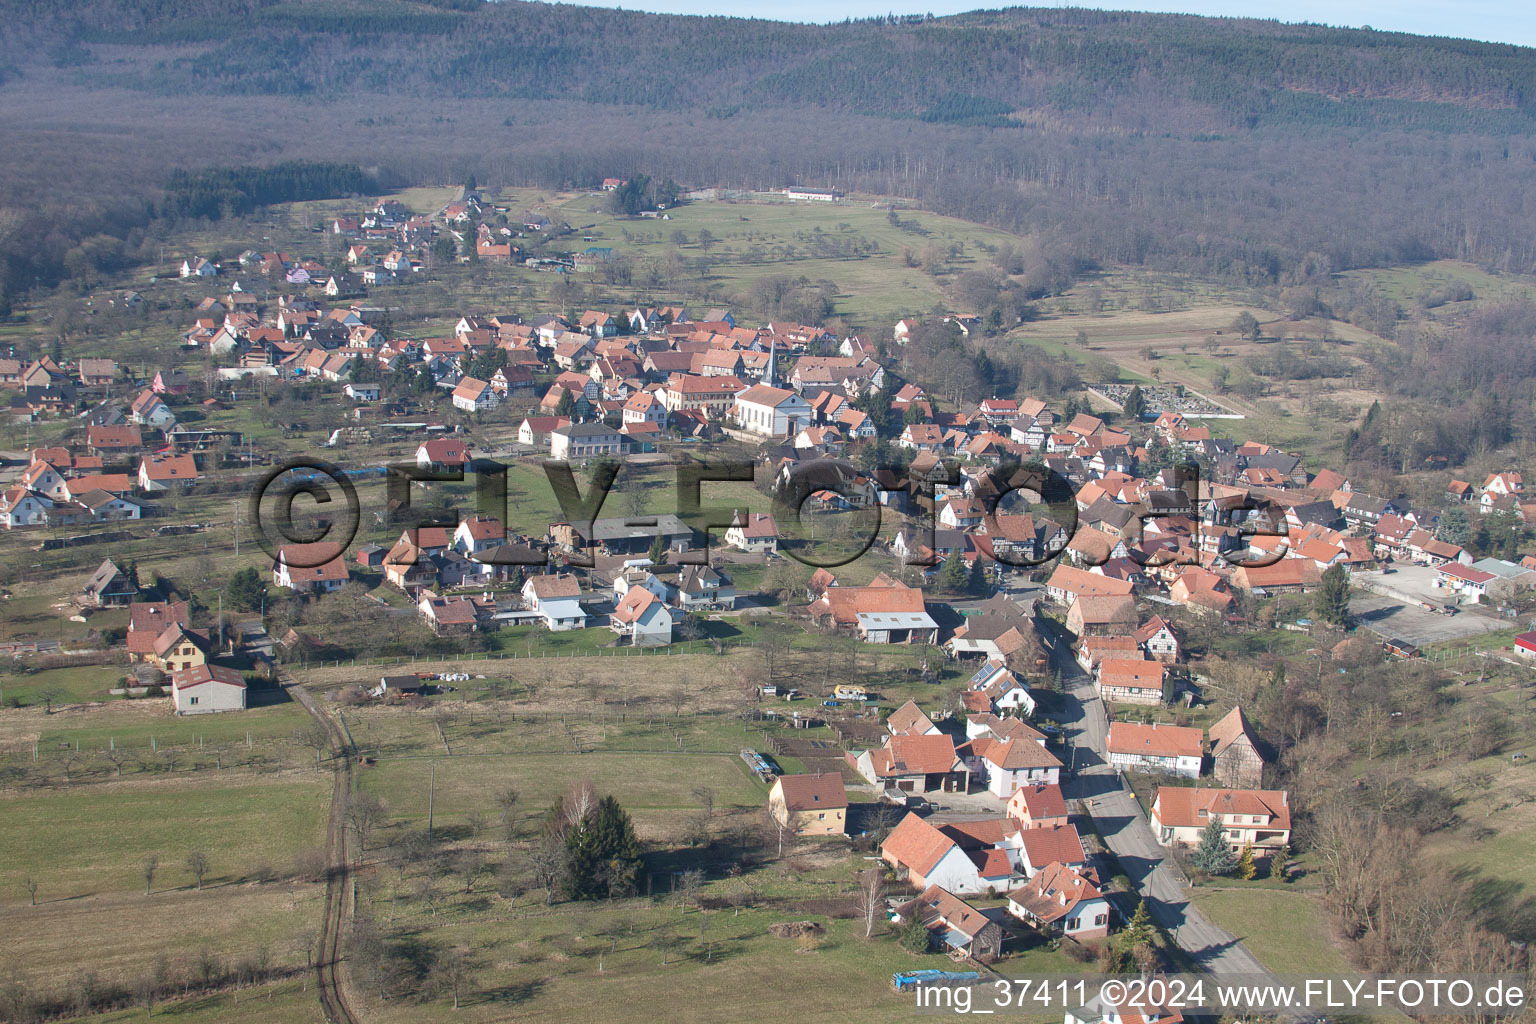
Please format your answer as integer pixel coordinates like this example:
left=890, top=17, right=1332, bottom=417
left=3, top=0, right=1536, bottom=302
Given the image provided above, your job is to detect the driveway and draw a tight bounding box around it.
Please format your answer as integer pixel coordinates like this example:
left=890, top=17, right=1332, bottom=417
left=1052, top=643, right=1275, bottom=979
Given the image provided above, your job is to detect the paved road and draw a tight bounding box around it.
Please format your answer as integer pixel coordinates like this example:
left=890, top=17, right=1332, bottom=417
left=1051, top=643, right=1274, bottom=980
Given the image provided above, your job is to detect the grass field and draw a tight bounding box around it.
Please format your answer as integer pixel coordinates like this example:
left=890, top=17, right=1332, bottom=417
left=0, top=775, right=330, bottom=898
left=1190, top=887, right=1350, bottom=974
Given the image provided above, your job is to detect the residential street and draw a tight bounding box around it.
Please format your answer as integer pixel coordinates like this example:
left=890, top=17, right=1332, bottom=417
left=1050, top=641, right=1276, bottom=980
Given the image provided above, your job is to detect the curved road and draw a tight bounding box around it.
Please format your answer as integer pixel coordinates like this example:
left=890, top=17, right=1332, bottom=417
left=286, top=673, right=362, bottom=1024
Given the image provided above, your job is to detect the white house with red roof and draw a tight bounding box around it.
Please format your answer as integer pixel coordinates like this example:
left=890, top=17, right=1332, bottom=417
left=521, top=574, right=586, bottom=630
left=723, top=512, right=778, bottom=554
left=1010, top=822, right=1087, bottom=877
left=416, top=438, right=473, bottom=472
left=273, top=543, right=350, bottom=594
left=1150, top=787, right=1291, bottom=854
left=879, top=813, right=1015, bottom=895
left=137, top=454, right=200, bottom=493
left=1106, top=722, right=1203, bottom=778
left=609, top=586, right=673, bottom=646
left=171, top=664, right=246, bottom=715
left=1065, top=984, right=1186, bottom=1024
left=1006, top=783, right=1069, bottom=830
left=451, top=376, right=500, bottom=413
left=452, top=515, right=506, bottom=557
left=1007, top=862, right=1110, bottom=940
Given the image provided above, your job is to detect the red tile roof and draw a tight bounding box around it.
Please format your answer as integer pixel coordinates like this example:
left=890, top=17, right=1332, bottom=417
left=1016, top=823, right=1085, bottom=867
left=774, top=773, right=848, bottom=812
left=1106, top=721, right=1203, bottom=759
left=881, top=813, right=956, bottom=876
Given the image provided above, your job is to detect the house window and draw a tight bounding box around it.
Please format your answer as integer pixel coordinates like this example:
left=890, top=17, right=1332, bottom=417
left=189, top=696, right=198, bottom=705
left=1094, top=914, right=1107, bottom=926
left=1066, top=918, right=1078, bottom=930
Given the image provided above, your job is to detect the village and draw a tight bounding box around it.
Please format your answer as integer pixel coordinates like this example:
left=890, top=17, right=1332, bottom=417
left=2, top=184, right=1534, bottom=1021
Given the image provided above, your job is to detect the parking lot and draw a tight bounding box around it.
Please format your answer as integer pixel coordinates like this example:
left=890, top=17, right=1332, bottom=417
left=1351, top=565, right=1511, bottom=647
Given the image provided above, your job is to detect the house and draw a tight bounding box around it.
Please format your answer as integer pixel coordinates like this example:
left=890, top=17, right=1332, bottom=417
left=944, top=594, right=1045, bottom=664
left=344, top=383, right=380, bottom=402
left=807, top=576, right=938, bottom=644
left=1066, top=595, right=1138, bottom=638
left=579, top=310, right=618, bottom=337
left=1045, top=565, right=1134, bottom=605
left=1482, top=472, right=1525, bottom=499
left=1106, top=722, right=1203, bottom=778
left=731, top=384, right=813, bottom=439
left=961, top=660, right=1037, bottom=716
left=724, top=512, right=778, bottom=554
left=416, top=438, right=473, bottom=473
left=1436, top=562, right=1508, bottom=604
left=126, top=601, right=190, bottom=660
left=767, top=773, right=848, bottom=836
left=676, top=565, right=735, bottom=611
left=1094, top=659, right=1166, bottom=706
left=853, top=733, right=966, bottom=793
left=549, top=421, right=625, bottom=461
left=1014, top=823, right=1088, bottom=877
left=83, top=558, right=137, bottom=606
left=887, top=699, right=942, bottom=737
left=891, top=884, right=1005, bottom=961
left=171, top=665, right=246, bottom=715
left=967, top=732, right=1063, bottom=797
left=451, top=516, right=506, bottom=558
left=451, top=376, right=500, bottom=413
left=1133, top=614, right=1178, bottom=661
left=517, top=416, right=572, bottom=447
left=180, top=258, right=217, bottom=278
left=521, top=574, right=586, bottom=630
left=137, top=454, right=199, bottom=493
left=551, top=515, right=695, bottom=558
left=622, top=390, right=668, bottom=427
left=1150, top=787, right=1291, bottom=855
left=610, top=586, right=673, bottom=646
left=1208, top=705, right=1268, bottom=788
left=148, top=622, right=210, bottom=674
left=86, top=424, right=142, bottom=456
left=272, top=543, right=350, bottom=594
left=418, top=593, right=480, bottom=636
left=1006, top=783, right=1069, bottom=830
left=0, top=487, right=53, bottom=528
left=1065, top=987, right=1185, bottom=1024
left=880, top=813, right=1011, bottom=896
left=130, top=390, right=176, bottom=429
left=1007, top=862, right=1110, bottom=941
left=1514, top=630, right=1536, bottom=660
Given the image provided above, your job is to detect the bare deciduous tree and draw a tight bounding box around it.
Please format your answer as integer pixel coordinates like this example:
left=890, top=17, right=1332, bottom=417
left=494, top=787, right=520, bottom=842
left=346, top=791, right=387, bottom=850
left=762, top=806, right=794, bottom=858
left=427, top=947, right=474, bottom=1010
left=854, top=865, right=887, bottom=939
left=185, top=850, right=209, bottom=890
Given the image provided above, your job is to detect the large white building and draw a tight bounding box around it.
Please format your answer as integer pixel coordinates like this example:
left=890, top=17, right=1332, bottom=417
left=549, top=422, right=625, bottom=461
left=731, top=384, right=813, bottom=439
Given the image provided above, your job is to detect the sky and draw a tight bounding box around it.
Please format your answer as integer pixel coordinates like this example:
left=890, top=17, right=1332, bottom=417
left=561, top=1, right=1536, bottom=48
